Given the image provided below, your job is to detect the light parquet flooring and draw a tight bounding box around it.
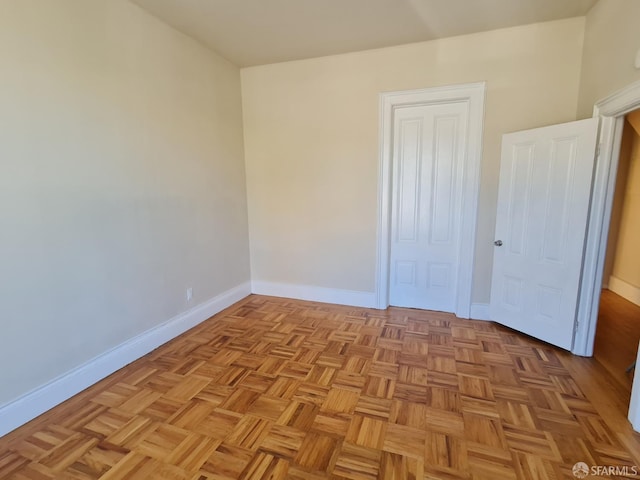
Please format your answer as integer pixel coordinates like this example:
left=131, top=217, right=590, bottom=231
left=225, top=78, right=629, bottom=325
left=2, top=295, right=640, bottom=479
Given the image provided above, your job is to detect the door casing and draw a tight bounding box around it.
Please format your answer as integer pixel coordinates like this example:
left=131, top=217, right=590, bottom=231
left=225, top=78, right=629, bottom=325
left=574, top=79, right=640, bottom=357
left=573, top=79, right=640, bottom=432
left=376, top=83, right=486, bottom=316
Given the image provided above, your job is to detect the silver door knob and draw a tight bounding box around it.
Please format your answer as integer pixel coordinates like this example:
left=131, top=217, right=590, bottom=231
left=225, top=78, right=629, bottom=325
left=494, top=240, right=503, bottom=246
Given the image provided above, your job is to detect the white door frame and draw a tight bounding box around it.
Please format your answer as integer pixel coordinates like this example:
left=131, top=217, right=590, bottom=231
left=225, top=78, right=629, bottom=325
left=574, top=79, right=640, bottom=356
left=376, top=82, right=486, bottom=316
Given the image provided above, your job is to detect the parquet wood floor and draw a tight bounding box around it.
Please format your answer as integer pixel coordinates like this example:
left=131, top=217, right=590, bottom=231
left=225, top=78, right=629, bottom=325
left=2, top=295, right=640, bottom=479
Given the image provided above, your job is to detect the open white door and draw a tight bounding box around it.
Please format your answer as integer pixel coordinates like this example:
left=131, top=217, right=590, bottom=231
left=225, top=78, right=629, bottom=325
left=490, top=118, right=598, bottom=350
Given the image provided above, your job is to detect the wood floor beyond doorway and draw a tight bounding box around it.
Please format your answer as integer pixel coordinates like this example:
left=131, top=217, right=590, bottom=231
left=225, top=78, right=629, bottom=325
left=594, top=288, right=640, bottom=390
left=1, top=295, right=640, bottom=479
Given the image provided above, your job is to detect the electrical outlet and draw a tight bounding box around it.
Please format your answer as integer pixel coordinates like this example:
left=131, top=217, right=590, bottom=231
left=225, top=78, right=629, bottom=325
left=186, top=287, right=193, bottom=302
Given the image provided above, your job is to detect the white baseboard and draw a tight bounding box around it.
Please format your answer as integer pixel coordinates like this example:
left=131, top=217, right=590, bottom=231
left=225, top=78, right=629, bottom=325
left=609, top=275, right=640, bottom=307
left=251, top=281, right=377, bottom=309
left=470, top=303, right=490, bottom=321
left=0, top=281, right=251, bottom=438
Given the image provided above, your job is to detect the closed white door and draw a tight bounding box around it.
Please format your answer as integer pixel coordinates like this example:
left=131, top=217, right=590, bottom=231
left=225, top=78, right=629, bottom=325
left=490, top=118, right=598, bottom=350
left=389, top=102, right=468, bottom=312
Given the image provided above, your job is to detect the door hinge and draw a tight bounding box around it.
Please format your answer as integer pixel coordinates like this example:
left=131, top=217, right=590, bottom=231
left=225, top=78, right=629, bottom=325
left=596, top=144, right=601, bottom=157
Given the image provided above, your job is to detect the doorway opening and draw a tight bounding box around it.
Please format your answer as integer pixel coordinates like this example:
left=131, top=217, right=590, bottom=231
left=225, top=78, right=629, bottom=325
left=376, top=83, right=486, bottom=316
left=572, top=80, right=640, bottom=430
left=593, top=111, right=640, bottom=389
left=574, top=80, right=640, bottom=359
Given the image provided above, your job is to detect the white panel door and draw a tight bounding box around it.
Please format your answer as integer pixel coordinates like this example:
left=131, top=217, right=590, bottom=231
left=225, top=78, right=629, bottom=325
left=490, top=118, right=598, bottom=350
left=389, top=102, right=468, bottom=312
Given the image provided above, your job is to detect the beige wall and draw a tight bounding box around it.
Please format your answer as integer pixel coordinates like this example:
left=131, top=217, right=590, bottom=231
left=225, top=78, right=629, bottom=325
left=8, top=0, right=637, bottom=412
left=577, top=0, right=640, bottom=118
left=0, top=1, right=249, bottom=405
left=611, top=120, right=640, bottom=287
left=242, top=18, right=585, bottom=302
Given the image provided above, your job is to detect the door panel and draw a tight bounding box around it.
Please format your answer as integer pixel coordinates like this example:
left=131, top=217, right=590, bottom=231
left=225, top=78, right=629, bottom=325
left=490, top=118, right=598, bottom=350
left=389, top=102, right=467, bottom=312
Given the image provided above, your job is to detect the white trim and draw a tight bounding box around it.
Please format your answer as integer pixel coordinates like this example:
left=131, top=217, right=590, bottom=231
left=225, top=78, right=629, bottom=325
left=572, top=79, right=640, bottom=432
left=574, top=79, right=640, bottom=357
left=470, top=303, right=490, bottom=321
left=376, top=82, right=486, bottom=317
left=629, top=341, right=640, bottom=430
left=0, top=282, right=251, bottom=437
left=608, top=276, right=640, bottom=307
left=251, top=281, right=377, bottom=308
left=594, top=79, right=640, bottom=117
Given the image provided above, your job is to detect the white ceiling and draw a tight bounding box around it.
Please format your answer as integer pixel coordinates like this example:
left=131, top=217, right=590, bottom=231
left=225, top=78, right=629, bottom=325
left=131, top=0, right=599, bottom=67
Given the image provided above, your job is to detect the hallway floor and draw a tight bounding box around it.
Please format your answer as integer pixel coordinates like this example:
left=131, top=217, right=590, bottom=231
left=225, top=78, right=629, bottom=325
left=594, top=289, right=640, bottom=390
